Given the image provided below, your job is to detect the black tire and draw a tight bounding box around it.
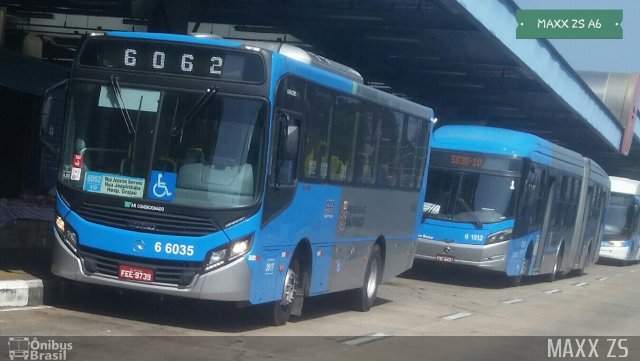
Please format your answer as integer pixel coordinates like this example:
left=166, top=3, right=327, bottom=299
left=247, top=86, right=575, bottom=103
left=53, top=277, right=76, bottom=301
left=264, top=257, right=300, bottom=326
left=508, top=257, right=530, bottom=287
left=352, top=244, right=382, bottom=312
left=546, top=248, right=563, bottom=282
left=574, top=249, right=589, bottom=276
left=507, top=275, right=522, bottom=287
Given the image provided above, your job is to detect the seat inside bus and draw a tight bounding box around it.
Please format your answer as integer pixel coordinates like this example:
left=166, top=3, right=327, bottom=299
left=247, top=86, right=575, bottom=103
left=177, top=161, right=254, bottom=197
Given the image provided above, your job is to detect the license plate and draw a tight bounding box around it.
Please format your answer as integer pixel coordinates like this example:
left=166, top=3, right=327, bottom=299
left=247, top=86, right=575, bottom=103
left=118, top=265, right=154, bottom=282
left=436, top=254, right=455, bottom=263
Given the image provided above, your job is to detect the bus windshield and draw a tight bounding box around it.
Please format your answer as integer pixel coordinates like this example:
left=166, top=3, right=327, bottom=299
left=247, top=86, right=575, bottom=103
left=604, top=193, right=636, bottom=238
left=59, top=81, right=267, bottom=209
left=424, top=168, right=519, bottom=225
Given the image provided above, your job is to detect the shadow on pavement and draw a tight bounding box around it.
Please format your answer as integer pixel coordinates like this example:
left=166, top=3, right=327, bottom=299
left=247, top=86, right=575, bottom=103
left=399, top=259, right=583, bottom=289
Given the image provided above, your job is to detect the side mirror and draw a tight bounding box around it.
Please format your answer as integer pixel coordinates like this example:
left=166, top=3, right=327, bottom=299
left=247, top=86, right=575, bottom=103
left=283, top=122, right=299, bottom=161
left=41, top=95, right=53, bottom=135
left=275, top=111, right=300, bottom=187
left=40, top=80, right=67, bottom=157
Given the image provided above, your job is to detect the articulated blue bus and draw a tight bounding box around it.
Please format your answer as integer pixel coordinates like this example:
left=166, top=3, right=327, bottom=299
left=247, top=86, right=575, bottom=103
left=600, top=176, right=640, bottom=264
left=416, top=125, right=609, bottom=286
left=42, top=32, right=434, bottom=325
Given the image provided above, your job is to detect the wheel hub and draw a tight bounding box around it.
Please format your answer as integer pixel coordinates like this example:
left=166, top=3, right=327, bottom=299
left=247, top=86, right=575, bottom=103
left=281, top=268, right=297, bottom=305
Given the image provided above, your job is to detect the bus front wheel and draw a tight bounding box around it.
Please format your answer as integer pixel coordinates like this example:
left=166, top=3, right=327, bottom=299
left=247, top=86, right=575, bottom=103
left=265, top=257, right=300, bottom=326
left=351, top=243, right=382, bottom=312
left=508, top=257, right=530, bottom=287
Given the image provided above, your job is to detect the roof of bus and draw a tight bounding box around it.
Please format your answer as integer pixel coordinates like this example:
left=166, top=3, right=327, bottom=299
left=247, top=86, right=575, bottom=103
left=433, top=125, right=586, bottom=167
left=106, top=31, right=243, bottom=48
left=609, top=176, right=640, bottom=195
left=433, top=125, right=610, bottom=185
left=432, top=125, right=578, bottom=158
left=103, top=31, right=434, bottom=120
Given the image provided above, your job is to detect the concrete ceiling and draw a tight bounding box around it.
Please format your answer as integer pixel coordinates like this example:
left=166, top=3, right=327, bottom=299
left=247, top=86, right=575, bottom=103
left=1, top=0, right=639, bottom=178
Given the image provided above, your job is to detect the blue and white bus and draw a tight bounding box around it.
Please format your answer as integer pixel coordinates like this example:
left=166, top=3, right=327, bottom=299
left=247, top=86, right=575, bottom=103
left=600, top=176, right=640, bottom=264
left=416, top=125, right=609, bottom=286
left=41, top=32, right=434, bottom=325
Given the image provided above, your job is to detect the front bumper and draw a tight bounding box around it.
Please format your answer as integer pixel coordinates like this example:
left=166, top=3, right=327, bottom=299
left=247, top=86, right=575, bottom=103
left=51, top=231, right=252, bottom=302
left=415, top=237, right=509, bottom=272
left=599, top=246, right=630, bottom=261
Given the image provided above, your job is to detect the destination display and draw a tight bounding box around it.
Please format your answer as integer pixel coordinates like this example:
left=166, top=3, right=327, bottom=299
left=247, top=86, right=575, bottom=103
left=83, top=171, right=145, bottom=199
left=431, top=150, right=522, bottom=173
left=79, top=38, right=265, bottom=82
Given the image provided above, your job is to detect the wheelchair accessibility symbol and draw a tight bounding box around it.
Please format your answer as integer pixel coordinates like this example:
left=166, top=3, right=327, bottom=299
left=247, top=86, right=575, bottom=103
left=148, top=171, right=176, bottom=201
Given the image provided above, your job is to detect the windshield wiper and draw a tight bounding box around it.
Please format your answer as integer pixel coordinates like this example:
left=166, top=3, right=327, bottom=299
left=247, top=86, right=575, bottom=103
left=457, top=197, right=483, bottom=229
left=109, top=75, right=136, bottom=136
left=172, top=85, right=218, bottom=142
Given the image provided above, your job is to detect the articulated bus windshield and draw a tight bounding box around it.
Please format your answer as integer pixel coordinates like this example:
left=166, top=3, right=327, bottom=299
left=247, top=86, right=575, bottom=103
left=604, top=193, right=636, bottom=239
left=425, top=169, right=519, bottom=224
left=59, top=81, right=267, bottom=209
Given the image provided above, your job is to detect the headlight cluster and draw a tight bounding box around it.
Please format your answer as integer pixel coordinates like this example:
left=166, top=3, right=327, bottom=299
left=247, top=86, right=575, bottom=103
left=486, top=228, right=512, bottom=245
left=204, top=235, right=253, bottom=272
left=608, top=240, right=626, bottom=248
left=55, top=215, right=78, bottom=253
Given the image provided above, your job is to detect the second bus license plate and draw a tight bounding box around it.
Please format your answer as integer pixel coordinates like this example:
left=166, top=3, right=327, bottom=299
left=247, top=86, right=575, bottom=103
left=436, top=254, right=455, bottom=263
left=118, top=265, right=154, bottom=282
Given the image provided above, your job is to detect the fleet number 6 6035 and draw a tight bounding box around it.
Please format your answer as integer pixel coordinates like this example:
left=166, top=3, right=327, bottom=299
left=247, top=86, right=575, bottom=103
left=154, top=242, right=194, bottom=256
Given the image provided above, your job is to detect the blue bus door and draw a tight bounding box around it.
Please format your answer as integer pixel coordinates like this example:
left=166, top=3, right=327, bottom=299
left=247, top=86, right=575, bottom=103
left=534, top=178, right=557, bottom=274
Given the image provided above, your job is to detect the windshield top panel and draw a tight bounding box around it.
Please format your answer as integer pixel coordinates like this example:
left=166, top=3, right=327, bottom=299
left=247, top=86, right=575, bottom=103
left=59, top=81, right=267, bottom=210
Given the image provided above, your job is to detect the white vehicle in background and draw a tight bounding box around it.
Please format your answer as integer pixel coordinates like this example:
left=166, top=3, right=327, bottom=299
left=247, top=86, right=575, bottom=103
left=600, top=176, right=640, bottom=264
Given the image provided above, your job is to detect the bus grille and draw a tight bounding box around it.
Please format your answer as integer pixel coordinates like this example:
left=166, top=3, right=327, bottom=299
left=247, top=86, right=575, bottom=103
left=79, top=247, right=203, bottom=286
left=76, top=202, right=218, bottom=236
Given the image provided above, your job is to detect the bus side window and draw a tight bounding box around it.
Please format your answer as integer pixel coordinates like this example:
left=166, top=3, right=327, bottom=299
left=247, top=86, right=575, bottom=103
left=328, top=96, right=359, bottom=182
left=375, top=110, right=402, bottom=188
left=303, top=85, right=331, bottom=180
left=352, top=109, right=379, bottom=185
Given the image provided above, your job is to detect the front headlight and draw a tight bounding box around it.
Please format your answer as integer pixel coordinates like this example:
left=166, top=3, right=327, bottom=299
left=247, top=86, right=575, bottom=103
left=486, top=228, right=512, bottom=245
left=609, top=241, right=626, bottom=247
left=203, top=235, right=254, bottom=272
left=55, top=215, right=78, bottom=253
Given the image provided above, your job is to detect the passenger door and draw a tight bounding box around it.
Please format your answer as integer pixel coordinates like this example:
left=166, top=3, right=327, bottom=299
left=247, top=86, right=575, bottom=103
left=534, top=177, right=557, bottom=274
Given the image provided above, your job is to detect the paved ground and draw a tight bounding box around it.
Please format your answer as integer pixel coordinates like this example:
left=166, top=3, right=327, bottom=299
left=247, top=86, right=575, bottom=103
left=1, top=260, right=638, bottom=337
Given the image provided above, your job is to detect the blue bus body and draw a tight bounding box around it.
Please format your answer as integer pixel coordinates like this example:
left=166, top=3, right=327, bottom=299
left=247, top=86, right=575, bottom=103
left=600, top=176, right=640, bottom=264
left=48, top=32, right=434, bottom=323
left=416, top=125, right=609, bottom=285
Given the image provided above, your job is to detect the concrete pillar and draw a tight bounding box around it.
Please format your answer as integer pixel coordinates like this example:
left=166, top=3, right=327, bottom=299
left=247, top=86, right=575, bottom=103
left=0, top=7, right=6, bottom=47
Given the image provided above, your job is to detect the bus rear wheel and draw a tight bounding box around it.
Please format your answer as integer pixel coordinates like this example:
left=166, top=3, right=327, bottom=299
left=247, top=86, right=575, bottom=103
left=546, top=248, right=563, bottom=282
left=265, top=257, right=300, bottom=326
left=351, top=244, right=382, bottom=312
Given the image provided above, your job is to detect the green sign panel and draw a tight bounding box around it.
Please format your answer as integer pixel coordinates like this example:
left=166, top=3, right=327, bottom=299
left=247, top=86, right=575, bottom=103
left=516, top=10, right=623, bottom=39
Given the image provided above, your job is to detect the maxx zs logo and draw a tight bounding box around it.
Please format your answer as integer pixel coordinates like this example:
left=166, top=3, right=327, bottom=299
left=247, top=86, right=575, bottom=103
left=7, top=337, right=72, bottom=361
